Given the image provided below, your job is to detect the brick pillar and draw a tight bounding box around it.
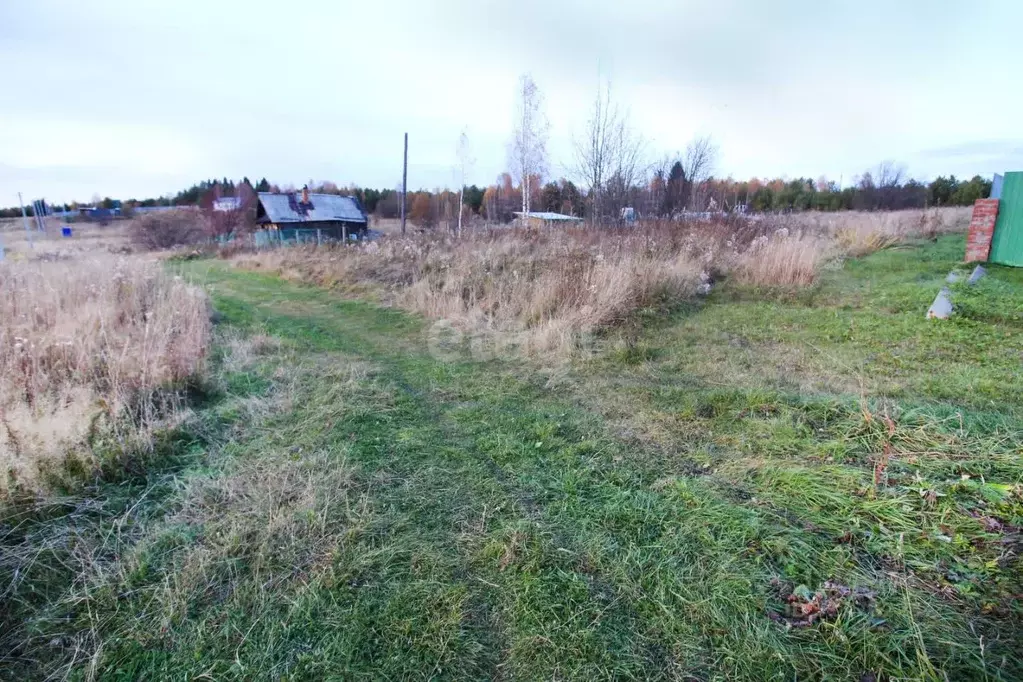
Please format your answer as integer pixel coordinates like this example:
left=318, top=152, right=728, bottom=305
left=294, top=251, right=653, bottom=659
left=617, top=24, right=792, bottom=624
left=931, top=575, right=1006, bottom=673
left=965, top=199, right=999, bottom=262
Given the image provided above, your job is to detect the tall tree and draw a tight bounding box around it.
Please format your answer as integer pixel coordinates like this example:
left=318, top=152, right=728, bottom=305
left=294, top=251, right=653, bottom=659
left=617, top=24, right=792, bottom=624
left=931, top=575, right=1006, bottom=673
left=928, top=175, right=957, bottom=206
left=573, top=78, right=644, bottom=223
left=559, top=179, right=584, bottom=217
left=541, top=182, right=562, bottom=212
left=875, top=161, right=905, bottom=209
left=456, top=127, right=474, bottom=236
left=463, top=185, right=485, bottom=215
left=662, top=160, right=687, bottom=216
left=682, top=136, right=717, bottom=210
left=409, top=192, right=436, bottom=229
left=574, top=79, right=615, bottom=223
left=509, top=74, right=549, bottom=217
left=951, top=175, right=990, bottom=205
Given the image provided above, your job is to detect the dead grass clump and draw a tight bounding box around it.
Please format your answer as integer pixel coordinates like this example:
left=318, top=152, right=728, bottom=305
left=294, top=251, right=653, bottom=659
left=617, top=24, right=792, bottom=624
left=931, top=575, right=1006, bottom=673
left=0, top=257, right=212, bottom=494
left=732, top=231, right=832, bottom=287
left=219, top=331, right=283, bottom=375
left=130, top=209, right=205, bottom=250
left=834, top=227, right=899, bottom=258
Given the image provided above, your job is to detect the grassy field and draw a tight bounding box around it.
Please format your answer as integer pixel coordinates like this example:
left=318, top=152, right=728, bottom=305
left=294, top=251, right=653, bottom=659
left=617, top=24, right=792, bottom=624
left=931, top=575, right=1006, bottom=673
left=2, top=233, right=1021, bottom=680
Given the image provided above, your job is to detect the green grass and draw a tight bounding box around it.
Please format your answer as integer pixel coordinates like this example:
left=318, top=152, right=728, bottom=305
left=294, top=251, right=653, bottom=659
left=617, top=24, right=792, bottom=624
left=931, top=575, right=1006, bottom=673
left=2, top=234, right=1021, bottom=680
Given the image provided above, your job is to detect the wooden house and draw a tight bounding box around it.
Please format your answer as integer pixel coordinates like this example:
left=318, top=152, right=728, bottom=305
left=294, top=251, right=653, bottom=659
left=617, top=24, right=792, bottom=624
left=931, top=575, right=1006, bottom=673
left=256, top=187, right=368, bottom=239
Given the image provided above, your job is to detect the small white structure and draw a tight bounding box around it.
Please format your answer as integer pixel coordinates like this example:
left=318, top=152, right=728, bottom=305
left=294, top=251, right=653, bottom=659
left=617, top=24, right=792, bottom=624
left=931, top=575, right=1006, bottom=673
left=513, top=211, right=584, bottom=228
left=213, top=197, right=242, bottom=212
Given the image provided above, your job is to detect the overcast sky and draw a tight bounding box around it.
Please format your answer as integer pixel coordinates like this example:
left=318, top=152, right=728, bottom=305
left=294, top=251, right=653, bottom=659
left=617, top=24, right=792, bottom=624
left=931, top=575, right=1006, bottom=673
left=1, top=0, right=1021, bottom=204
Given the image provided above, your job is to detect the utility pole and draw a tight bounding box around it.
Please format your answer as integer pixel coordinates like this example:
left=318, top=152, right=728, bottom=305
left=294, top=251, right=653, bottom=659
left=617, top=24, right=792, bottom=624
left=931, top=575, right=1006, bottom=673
left=400, top=132, right=408, bottom=236
left=18, top=192, right=32, bottom=249
left=457, top=187, right=463, bottom=237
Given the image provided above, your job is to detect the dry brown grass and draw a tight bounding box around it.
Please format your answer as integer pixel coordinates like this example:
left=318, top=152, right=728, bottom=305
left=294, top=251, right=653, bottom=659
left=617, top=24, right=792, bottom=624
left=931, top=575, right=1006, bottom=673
left=0, top=217, right=133, bottom=261
left=789, top=207, right=971, bottom=257
left=237, top=228, right=710, bottom=355
left=0, top=257, right=212, bottom=495
left=732, top=231, right=832, bottom=287
left=231, top=207, right=970, bottom=355
left=727, top=207, right=970, bottom=287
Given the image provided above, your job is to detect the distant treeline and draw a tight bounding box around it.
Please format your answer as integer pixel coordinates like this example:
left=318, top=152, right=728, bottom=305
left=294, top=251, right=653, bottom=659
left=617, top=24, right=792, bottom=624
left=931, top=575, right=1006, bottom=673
left=704, top=173, right=991, bottom=213
left=0, top=171, right=992, bottom=222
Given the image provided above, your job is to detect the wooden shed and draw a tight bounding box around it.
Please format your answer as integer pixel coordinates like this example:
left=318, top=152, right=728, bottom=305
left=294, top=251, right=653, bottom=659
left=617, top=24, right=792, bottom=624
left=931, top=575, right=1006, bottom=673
left=256, top=187, right=368, bottom=239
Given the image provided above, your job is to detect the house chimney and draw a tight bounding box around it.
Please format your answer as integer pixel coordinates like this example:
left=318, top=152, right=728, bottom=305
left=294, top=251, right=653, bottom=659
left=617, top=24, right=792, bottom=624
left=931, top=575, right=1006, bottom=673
left=301, top=184, right=310, bottom=204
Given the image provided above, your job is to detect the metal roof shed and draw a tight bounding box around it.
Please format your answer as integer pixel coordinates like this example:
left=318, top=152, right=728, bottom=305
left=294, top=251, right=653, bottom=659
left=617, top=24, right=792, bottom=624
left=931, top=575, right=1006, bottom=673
left=989, top=172, right=1023, bottom=267
left=513, top=211, right=584, bottom=228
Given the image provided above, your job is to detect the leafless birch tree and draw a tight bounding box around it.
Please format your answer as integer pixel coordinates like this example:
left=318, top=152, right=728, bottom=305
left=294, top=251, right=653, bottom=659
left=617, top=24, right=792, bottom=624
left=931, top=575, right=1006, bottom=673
left=456, top=127, right=474, bottom=236
left=573, top=79, right=645, bottom=224
left=509, top=75, right=549, bottom=217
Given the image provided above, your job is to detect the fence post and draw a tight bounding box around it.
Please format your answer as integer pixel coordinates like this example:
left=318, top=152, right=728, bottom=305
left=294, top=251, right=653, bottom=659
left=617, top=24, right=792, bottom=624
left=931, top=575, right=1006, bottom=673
left=317, top=228, right=322, bottom=246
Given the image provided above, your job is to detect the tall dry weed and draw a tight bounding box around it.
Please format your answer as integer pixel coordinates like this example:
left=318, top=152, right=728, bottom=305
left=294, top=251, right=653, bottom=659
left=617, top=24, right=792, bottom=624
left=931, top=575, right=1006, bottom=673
left=0, top=257, right=212, bottom=494
left=732, top=231, right=832, bottom=287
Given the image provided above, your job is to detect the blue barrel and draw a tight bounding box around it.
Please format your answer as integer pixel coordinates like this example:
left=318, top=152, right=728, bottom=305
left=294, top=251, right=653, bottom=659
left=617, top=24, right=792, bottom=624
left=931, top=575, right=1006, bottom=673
left=61, top=226, right=72, bottom=237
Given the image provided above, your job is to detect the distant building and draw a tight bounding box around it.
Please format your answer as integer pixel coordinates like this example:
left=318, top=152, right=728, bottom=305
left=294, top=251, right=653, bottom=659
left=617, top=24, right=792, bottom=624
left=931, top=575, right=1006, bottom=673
left=513, top=211, right=584, bottom=228
left=256, top=187, right=368, bottom=238
left=134, top=206, right=181, bottom=215
left=77, top=206, right=121, bottom=221
left=213, top=197, right=242, bottom=212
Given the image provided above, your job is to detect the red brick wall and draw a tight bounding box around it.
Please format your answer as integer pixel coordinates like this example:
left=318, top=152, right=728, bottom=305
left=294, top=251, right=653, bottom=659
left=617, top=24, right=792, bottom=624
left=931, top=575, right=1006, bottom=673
left=965, top=198, right=999, bottom=262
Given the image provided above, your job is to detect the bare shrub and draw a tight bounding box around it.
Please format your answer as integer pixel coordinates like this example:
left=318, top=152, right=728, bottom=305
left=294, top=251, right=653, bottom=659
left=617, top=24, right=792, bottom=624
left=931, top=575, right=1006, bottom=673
left=0, top=257, right=212, bottom=494
left=130, top=209, right=205, bottom=250
left=833, top=227, right=899, bottom=258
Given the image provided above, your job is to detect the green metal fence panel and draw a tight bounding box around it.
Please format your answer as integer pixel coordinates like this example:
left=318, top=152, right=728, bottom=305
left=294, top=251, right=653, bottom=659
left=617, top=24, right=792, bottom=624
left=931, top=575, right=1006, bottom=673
left=253, top=228, right=332, bottom=248
left=989, top=171, right=1023, bottom=267
left=254, top=230, right=276, bottom=248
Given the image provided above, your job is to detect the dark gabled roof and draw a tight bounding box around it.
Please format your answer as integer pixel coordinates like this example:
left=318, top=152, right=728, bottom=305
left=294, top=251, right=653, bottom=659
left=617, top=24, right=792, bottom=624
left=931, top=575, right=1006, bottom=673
left=257, top=192, right=367, bottom=224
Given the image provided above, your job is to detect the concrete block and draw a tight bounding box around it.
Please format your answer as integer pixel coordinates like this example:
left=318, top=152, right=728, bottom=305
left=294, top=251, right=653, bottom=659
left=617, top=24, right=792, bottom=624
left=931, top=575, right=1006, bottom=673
left=927, top=287, right=954, bottom=319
